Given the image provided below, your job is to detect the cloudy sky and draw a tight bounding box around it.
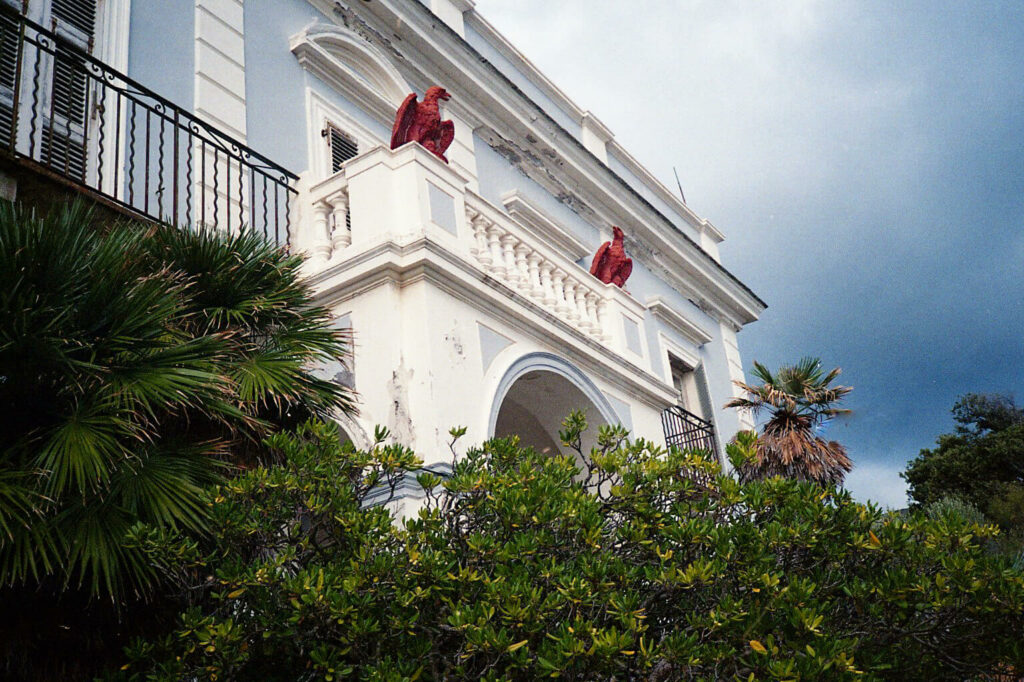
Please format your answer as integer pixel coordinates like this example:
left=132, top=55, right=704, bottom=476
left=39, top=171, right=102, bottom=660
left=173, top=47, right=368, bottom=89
left=475, top=0, right=1024, bottom=507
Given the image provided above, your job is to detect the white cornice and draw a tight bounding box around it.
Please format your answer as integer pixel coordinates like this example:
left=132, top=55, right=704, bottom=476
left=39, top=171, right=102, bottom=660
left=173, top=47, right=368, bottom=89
left=646, top=296, right=713, bottom=347
left=500, top=190, right=588, bottom=261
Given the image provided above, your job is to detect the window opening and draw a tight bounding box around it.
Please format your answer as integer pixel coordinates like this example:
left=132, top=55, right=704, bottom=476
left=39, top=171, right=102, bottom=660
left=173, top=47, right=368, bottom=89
left=669, top=354, right=713, bottom=422
left=324, top=123, right=357, bottom=174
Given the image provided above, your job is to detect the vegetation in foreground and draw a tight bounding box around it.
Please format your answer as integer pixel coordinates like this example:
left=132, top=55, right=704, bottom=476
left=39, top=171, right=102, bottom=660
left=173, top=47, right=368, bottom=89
left=0, top=201, right=353, bottom=679
left=119, top=417, right=1024, bottom=681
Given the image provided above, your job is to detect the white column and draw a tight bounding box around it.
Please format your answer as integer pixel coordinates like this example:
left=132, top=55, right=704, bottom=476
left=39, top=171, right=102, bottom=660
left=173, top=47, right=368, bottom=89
left=487, top=225, right=505, bottom=277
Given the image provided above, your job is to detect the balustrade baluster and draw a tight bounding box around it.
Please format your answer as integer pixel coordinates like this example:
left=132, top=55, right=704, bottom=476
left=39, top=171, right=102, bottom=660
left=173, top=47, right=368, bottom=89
left=563, top=279, right=580, bottom=323
left=487, top=225, right=505, bottom=276
left=573, top=285, right=591, bottom=332
left=500, top=234, right=517, bottom=284
left=551, top=269, right=569, bottom=315
left=584, top=291, right=600, bottom=336
left=311, top=201, right=332, bottom=261
left=513, top=243, right=530, bottom=290
left=526, top=251, right=543, bottom=299
left=539, top=262, right=555, bottom=306
left=329, top=190, right=350, bottom=253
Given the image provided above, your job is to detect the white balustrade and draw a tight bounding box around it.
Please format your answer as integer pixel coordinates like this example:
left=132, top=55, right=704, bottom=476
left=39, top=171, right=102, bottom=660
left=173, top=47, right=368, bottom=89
left=306, top=169, right=350, bottom=262
left=464, top=196, right=610, bottom=343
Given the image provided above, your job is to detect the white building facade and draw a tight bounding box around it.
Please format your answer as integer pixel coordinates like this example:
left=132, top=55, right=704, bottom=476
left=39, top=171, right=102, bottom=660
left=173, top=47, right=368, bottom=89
left=0, top=0, right=764, bottom=493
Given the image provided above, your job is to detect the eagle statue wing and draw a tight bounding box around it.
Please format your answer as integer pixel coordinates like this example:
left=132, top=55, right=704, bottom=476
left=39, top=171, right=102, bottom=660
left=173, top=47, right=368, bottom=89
left=438, top=120, right=455, bottom=159
left=589, top=241, right=611, bottom=276
left=612, top=258, right=633, bottom=287
left=390, top=93, right=419, bottom=150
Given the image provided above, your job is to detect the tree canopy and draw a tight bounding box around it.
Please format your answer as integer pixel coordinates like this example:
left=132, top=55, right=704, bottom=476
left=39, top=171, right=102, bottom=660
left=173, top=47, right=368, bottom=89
left=119, top=417, right=1024, bottom=681
left=726, top=357, right=853, bottom=486
left=902, top=393, right=1024, bottom=552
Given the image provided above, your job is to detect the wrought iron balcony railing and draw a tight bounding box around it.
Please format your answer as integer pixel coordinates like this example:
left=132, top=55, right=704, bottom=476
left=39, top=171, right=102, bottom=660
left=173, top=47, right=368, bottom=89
left=662, top=404, right=718, bottom=457
left=0, top=5, right=297, bottom=244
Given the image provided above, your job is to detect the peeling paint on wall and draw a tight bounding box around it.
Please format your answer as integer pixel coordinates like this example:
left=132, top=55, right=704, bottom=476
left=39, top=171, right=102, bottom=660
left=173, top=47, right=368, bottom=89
left=387, top=359, right=415, bottom=444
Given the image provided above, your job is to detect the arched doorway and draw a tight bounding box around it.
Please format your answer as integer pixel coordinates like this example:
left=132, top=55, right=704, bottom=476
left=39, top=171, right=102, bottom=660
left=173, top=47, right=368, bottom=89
left=489, top=353, right=619, bottom=460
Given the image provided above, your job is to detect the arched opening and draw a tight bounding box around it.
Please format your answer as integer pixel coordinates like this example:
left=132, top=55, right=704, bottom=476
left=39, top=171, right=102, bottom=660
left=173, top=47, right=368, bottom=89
left=489, top=353, right=620, bottom=462
left=494, top=370, right=609, bottom=458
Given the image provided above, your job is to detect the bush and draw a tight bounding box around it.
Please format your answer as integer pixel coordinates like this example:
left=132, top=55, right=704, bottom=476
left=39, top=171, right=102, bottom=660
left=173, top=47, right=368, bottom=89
left=120, top=416, right=1024, bottom=681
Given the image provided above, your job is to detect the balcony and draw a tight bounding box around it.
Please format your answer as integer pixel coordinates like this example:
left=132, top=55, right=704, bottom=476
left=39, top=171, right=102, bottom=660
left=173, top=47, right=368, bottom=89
left=661, top=405, right=719, bottom=457
left=0, top=5, right=296, bottom=243
left=302, top=142, right=656, bottom=368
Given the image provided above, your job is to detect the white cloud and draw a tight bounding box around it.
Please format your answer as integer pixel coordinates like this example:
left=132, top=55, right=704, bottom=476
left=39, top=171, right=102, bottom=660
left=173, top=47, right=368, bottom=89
left=843, top=461, right=909, bottom=510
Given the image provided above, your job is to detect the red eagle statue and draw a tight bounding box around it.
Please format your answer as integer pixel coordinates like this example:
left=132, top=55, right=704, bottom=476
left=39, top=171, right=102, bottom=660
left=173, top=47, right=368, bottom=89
left=390, top=86, right=455, bottom=163
left=590, top=226, right=633, bottom=288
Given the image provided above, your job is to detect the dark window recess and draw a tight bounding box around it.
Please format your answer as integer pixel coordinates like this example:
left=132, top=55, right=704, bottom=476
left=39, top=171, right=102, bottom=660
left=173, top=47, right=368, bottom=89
left=327, top=126, right=357, bottom=173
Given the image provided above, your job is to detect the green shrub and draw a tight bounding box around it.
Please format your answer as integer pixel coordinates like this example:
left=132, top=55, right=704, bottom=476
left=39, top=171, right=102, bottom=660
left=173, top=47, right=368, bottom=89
left=122, top=417, right=1024, bottom=681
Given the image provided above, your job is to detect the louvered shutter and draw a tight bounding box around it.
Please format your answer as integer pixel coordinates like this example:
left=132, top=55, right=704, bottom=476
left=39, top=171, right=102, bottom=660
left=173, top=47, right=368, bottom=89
left=43, top=0, right=96, bottom=180
left=0, top=1, right=20, bottom=147
left=329, top=126, right=357, bottom=173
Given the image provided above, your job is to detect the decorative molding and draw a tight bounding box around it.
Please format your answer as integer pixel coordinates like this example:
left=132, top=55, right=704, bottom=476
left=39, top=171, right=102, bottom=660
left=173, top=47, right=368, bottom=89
left=646, top=296, right=713, bottom=347
left=657, top=332, right=700, bottom=383
left=194, top=0, right=247, bottom=141
left=580, top=111, right=612, bottom=164
left=305, top=87, right=382, bottom=180
left=290, top=22, right=409, bottom=126
left=500, top=190, right=589, bottom=261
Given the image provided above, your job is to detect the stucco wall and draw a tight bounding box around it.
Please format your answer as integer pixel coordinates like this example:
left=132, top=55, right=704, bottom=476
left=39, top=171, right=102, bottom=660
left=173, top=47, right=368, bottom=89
left=128, top=0, right=194, bottom=109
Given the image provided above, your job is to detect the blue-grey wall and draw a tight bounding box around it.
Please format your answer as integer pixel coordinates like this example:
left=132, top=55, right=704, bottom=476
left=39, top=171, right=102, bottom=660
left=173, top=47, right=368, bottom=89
left=243, top=1, right=397, bottom=174
left=243, top=0, right=328, bottom=173
left=128, top=0, right=193, bottom=109
left=474, top=131, right=599, bottom=249
left=606, top=151, right=698, bottom=243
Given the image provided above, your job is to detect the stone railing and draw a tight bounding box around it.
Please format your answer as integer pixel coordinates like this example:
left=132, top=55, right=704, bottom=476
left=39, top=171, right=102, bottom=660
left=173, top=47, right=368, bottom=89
left=298, top=144, right=650, bottom=361
left=464, top=194, right=610, bottom=344
left=304, top=170, right=351, bottom=263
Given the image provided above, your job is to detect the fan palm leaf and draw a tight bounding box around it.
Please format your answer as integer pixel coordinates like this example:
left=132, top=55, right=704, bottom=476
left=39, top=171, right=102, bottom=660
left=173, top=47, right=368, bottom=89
left=726, top=357, right=853, bottom=485
left=0, top=201, right=354, bottom=600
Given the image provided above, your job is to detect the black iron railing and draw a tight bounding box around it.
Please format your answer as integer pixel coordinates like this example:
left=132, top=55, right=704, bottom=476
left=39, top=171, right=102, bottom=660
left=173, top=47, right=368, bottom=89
left=662, top=405, right=718, bottom=457
left=0, top=5, right=297, bottom=244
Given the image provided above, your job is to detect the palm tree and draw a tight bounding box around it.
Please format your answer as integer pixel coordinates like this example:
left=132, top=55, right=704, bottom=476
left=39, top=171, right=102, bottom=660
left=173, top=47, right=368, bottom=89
left=725, top=357, right=852, bottom=486
left=0, top=201, right=354, bottom=678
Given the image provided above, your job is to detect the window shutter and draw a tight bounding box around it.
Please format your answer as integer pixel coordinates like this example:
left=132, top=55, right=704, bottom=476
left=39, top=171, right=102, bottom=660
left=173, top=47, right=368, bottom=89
left=52, top=0, right=96, bottom=39
left=43, top=0, right=97, bottom=180
left=0, top=7, right=18, bottom=145
left=328, top=126, right=357, bottom=173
